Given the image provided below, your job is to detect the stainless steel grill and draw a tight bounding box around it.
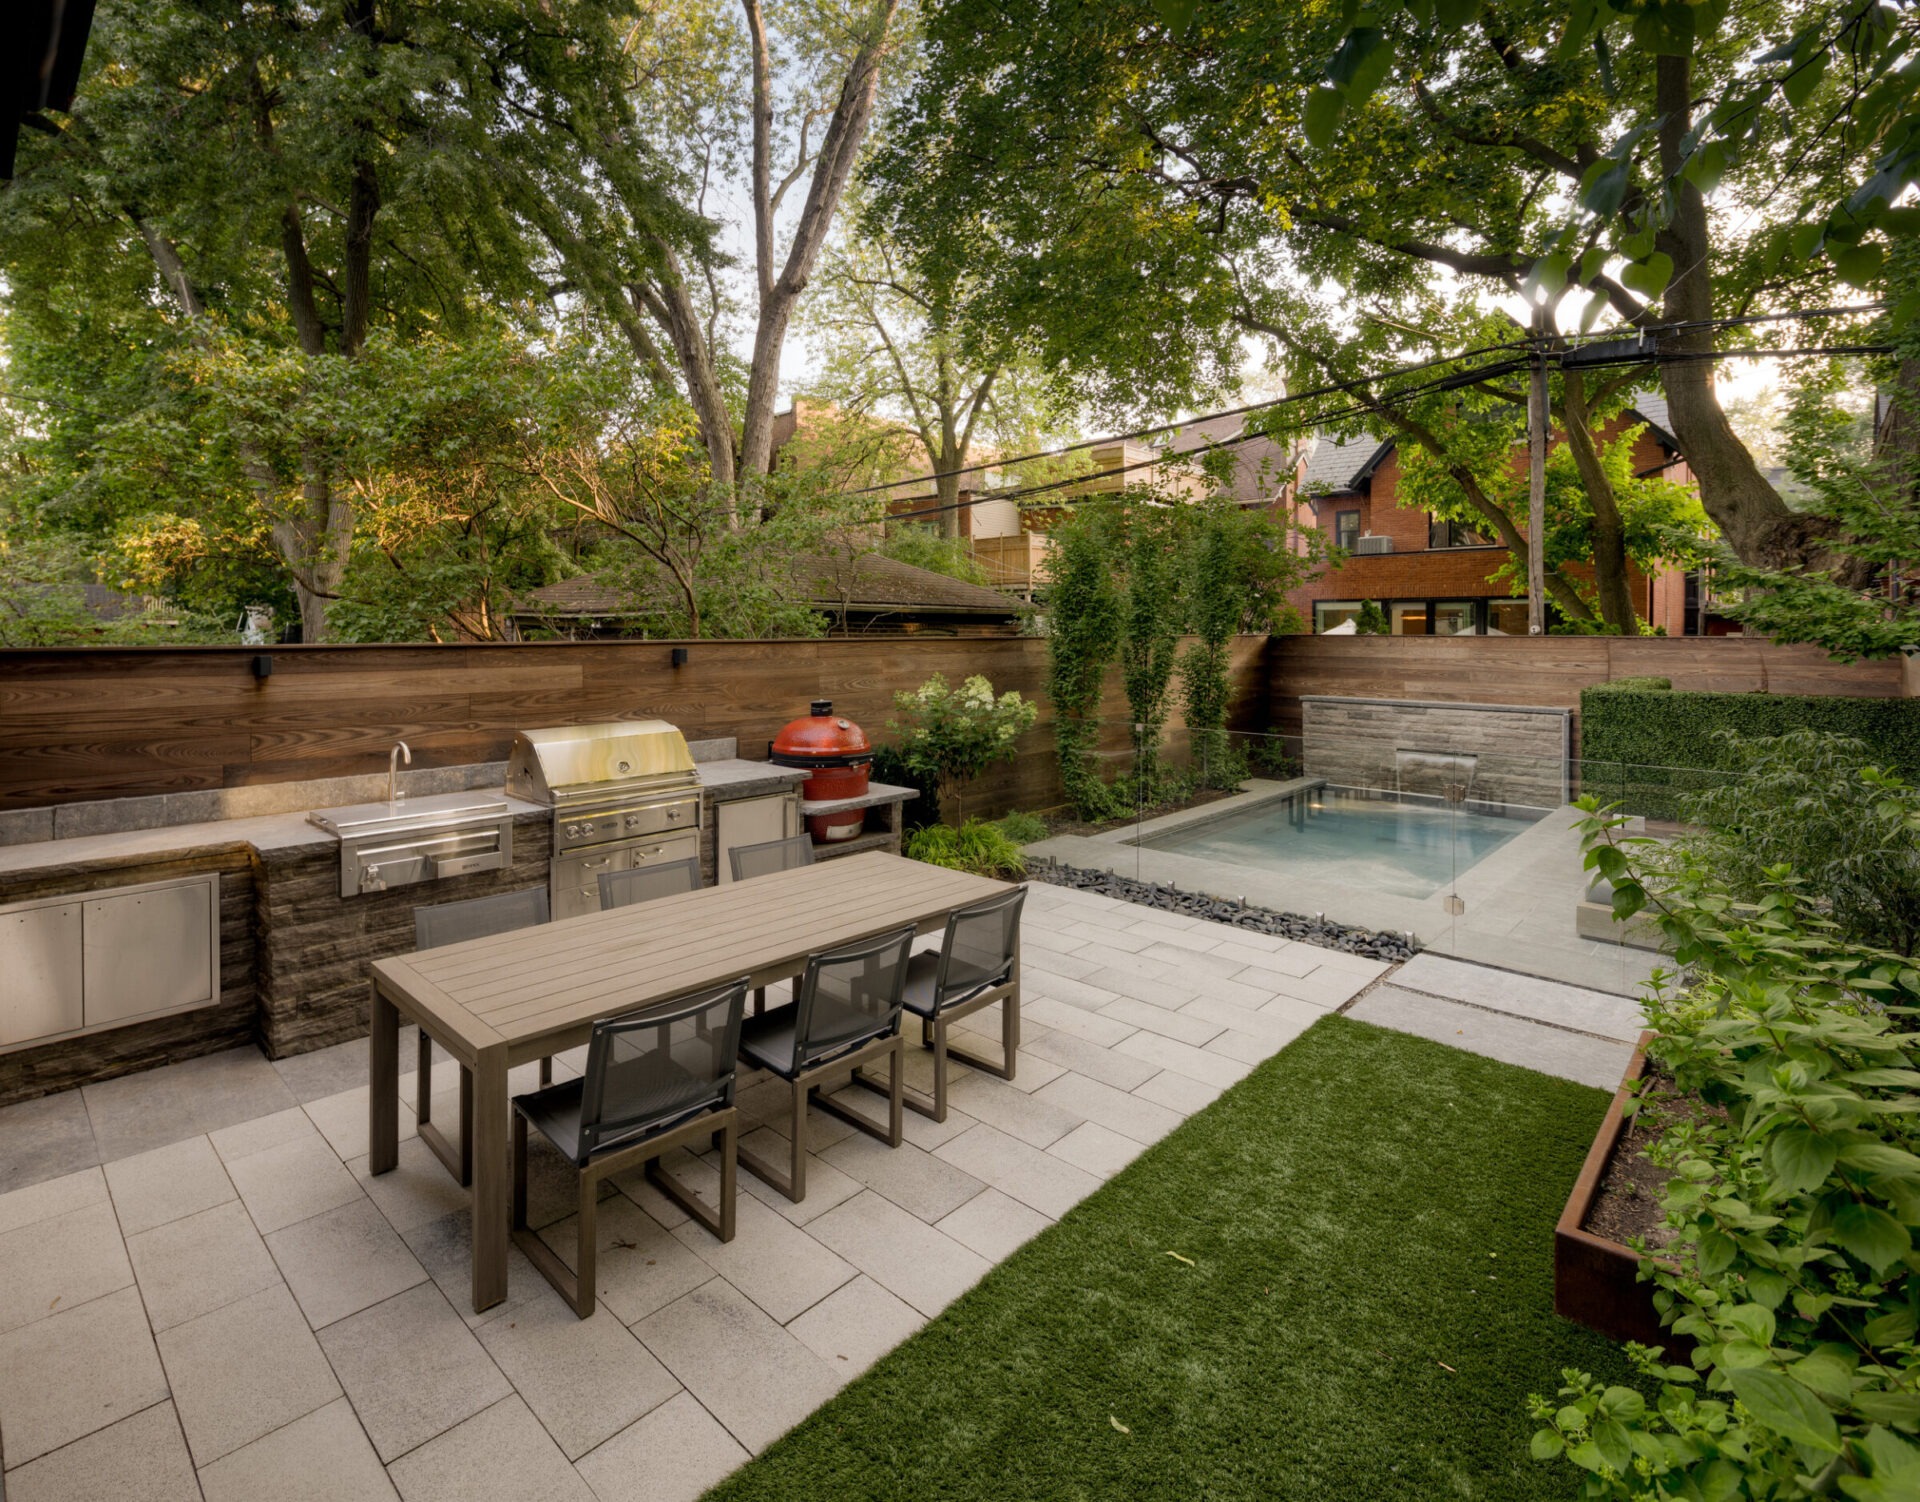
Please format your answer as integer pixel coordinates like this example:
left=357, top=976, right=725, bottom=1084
left=506, top=721, right=703, bottom=920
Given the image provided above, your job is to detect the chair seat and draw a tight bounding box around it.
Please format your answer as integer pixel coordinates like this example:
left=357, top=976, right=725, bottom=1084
left=737, top=1003, right=802, bottom=1076
left=514, top=1066, right=718, bottom=1168
left=738, top=1001, right=896, bottom=1079
left=900, top=950, right=1008, bottom=1020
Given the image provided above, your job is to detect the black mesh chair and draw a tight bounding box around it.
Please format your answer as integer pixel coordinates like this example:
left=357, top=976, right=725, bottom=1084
left=727, top=833, right=815, bottom=883
left=412, top=887, right=551, bottom=1187
left=727, top=835, right=815, bottom=1014
left=853, top=886, right=1026, bottom=1123
left=510, top=979, right=748, bottom=1318
left=597, top=858, right=701, bottom=910
left=735, top=925, right=915, bottom=1201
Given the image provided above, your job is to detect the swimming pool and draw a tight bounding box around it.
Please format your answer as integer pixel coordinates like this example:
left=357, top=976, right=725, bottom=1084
left=1136, top=788, right=1542, bottom=899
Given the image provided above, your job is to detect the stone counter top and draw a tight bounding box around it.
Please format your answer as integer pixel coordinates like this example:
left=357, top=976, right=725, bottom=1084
left=0, top=793, right=549, bottom=885
left=696, top=758, right=809, bottom=801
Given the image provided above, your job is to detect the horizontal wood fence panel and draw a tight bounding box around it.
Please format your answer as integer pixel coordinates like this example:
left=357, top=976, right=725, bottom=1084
left=0, top=636, right=1267, bottom=813
left=1265, top=636, right=1905, bottom=740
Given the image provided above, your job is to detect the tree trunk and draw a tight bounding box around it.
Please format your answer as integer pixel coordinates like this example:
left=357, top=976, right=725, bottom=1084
left=1559, top=370, right=1638, bottom=634
left=1649, top=53, right=1841, bottom=574
left=736, top=0, right=900, bottom=479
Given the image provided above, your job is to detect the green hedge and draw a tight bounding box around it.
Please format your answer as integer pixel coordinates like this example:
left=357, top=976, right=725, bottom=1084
left=1579, top=684, right=1920, bottom=819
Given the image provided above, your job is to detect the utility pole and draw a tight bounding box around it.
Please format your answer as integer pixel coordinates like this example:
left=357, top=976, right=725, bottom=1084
left=1527, top=324, right=1548, bottom=636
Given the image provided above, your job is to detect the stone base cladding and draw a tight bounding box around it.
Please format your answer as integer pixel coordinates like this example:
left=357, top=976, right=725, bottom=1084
left=253, top=811, right=553, bottom=1059
left=1302, top=696, right=1570, bottom=810
left=0, top=848, right=258, bottom=1108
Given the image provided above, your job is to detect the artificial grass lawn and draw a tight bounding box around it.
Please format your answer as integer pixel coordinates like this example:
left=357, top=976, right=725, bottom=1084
left=705, top=1014, right=1641, bottom=1502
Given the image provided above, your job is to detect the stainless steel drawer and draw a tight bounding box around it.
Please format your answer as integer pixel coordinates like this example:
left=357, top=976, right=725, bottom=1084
left=0, top=900, right=83, bottom=1046
left=550, top=831, right=698, bottom=921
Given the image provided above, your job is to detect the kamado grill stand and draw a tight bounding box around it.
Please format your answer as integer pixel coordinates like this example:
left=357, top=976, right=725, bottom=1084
left=769, top=701, right=874, bottom=844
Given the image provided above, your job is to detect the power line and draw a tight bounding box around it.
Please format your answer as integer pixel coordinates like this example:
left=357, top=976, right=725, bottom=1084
left=868, top=335, right=1892, bottom=530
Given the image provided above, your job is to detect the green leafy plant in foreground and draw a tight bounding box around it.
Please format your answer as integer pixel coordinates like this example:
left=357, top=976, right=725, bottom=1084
left=905, top=819, right=1028, bottom=879
left=1529, top=795, right=1920, bottom=1499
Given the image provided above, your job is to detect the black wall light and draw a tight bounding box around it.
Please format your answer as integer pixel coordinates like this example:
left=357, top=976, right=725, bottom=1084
left=670, top=647, right=689, bottom=668
left=252, top=654, right=274, bottom=680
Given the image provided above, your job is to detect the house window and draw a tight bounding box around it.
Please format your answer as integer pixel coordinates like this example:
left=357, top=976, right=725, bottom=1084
left=1391, top=602, right=1429, bottom=635
left=1428, top=516, right=1487, bottom=549
left=1333, top=509, right=1360, bottom=551
left=1432, top=600, right=1478, bottom=637
left=1314, top=601, right=1362, bottom=633
left=1487, top=600, right=1530, bottom=636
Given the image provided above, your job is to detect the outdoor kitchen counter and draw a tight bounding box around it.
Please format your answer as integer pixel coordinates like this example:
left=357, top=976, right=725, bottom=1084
left=695, top=757, right=810, bottom=800
left=0, top=795, right=550, bottom=884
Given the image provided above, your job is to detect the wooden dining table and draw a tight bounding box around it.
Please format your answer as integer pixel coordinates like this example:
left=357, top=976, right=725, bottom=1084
left=367, top=850, right=1021, bottom=1313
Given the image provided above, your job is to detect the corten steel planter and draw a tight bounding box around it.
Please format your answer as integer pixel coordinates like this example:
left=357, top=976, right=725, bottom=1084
left=1554, top=1031, right=1679, bottom=1348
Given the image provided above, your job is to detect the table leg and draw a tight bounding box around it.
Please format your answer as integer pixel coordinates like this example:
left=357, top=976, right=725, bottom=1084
left=369, top=983, right=400, bottom=1176
left=471, top=1043, right=510, bottom=1313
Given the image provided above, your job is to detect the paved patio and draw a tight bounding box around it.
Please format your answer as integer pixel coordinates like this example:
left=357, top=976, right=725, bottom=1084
left=0, top=882, right=1390, bottom=1502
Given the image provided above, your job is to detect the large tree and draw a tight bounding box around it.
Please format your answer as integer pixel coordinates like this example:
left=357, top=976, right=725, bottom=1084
left=1, top=0, right=586, bottom=638
left=503, top=0, right=908, bottom=512
left=870, top=0, right=1891, bottom=578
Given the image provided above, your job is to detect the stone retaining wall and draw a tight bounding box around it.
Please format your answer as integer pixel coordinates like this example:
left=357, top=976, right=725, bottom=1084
left=1302, top=696, right=1570, bottom=810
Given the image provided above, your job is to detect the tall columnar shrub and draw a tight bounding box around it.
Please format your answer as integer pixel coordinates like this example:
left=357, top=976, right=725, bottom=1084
left=1180, top=508, right=1242, bottom=789
left=1044, top=511, right=1124, bottom=818
left=1117, top=506, right=1186, bottom=787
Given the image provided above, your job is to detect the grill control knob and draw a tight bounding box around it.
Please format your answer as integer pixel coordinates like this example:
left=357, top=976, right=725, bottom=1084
left=564, top=823, right=579, bottom=838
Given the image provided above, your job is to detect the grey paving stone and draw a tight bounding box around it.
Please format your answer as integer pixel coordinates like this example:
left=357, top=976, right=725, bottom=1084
left=272, top=1037, right=371, bottom=1105
left=933, top=1123, right=1103, bottom=1221
left=224, top=1132, right=363, bottom=1235
left=1112, top=1031, right=1253, bottom=1090
left=476, top=1287, right=680, bottom=1460
left=157, top=1283, right=342, bottom=1467
left=574, top=1390, right=750, bottom=1502
left=195, top=1398, right=398, bottom=1502
left=1048, top=1121, right=1143, bottom=1179
left=104, top=1135, right=236, bottom=1238
left=318, top=1283, right=511, bottom=1462
left=1131, top=1069, right=1224, bottom=1117
left=0, top=1286, right=169, bottom=1466
left=533, top=1191, right=714, bottom=1328
left=1391, top=953, right=1647, bottom=1042
left=0, top=1091, right=100, bottom=1197
left=633, top=1280, right=839, bottom=1456
left=805, top=1190, right=991, bottom=1318
left=784, top=1273, right=923, bottom=1379
left=0, top=1400, right=198, bottom=1502
left=665, top=1193, right=854, bottom=1325
left=265, top=1197, right=428, bottom=1330
left=1031, top=1071, right=1183, bottom=1146
left=0, top=1197, right=133, bottom=1335
left=818, top=1131, right=986, bottom=1224
left=348, top=1137, right=471, bottom=1237
left=942, top=1073, right=1083, bottom=1150
left=0, top=1165, right=105, bottom=1239
left=128, top=1199, right=283, bottom=1333
left=386, top=1397, right=593, bottom=1502
left=1346, top=986, right=1636, bottom=1091
left=933, top=1186, right=1054, bottom=1262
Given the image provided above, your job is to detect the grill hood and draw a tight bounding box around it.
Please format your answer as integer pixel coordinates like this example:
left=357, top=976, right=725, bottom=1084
left=505, top=720, right=697, bottom=805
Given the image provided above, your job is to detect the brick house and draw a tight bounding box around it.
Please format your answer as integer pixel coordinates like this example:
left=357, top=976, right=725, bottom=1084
left=1287, top=397, right=1702, bottom=635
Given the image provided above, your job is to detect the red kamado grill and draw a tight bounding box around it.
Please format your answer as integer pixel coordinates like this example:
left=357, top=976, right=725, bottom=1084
left=770, top=700, right=873, bottom=843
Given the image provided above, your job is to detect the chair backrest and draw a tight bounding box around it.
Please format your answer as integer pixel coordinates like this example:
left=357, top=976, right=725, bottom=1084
left=728, top=833, right=815, bottom=883
left=576, top=979, right=749, bottom=1162
left=791, top=925, right=916, bottom=1071
left=933, top=886, right=1027, bottom=1012
left=598, top=859, right=701, bottom=911
left=414, top=885, right=550, bottom=951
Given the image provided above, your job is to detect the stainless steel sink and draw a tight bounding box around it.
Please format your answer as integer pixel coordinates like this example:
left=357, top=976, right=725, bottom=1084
left=308, top=792, right=516, bottom=896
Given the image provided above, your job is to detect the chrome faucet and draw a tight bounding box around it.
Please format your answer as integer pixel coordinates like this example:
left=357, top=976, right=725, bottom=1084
left=388, top=740, right=411, bottom=805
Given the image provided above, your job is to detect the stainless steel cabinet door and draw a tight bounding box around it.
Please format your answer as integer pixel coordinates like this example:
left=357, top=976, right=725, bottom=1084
left=83, top=877, right=217, bottom=1027
left=715, top=794, right=800, bottom=884
left=0, top=901, right=84, bottom=1046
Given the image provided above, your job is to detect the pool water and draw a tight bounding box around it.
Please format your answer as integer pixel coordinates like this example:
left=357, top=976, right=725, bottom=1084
left=1138, top=788, right=1540, bottom=899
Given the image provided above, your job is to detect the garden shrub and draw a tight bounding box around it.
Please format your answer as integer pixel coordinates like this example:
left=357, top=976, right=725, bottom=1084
left=1590, top=675, right=1673, bottom=693
left=1529, top=794, right=1920, bottom=1500
left=1578, top=685, right=1920, bottom=820
left=1679, top=730, right=1920, bottom=956
left=887, top=673, right=1037, bottom=825
left=905, top=819, right=1028, bottom=879
left=870, top=744, right=939, bottom=832
left=996, top=809, right=1048, bottom=845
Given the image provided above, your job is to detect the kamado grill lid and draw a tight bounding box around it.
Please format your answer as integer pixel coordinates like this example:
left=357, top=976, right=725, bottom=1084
left=505, top=719, right=696, bottom=804
left=769, top=700, right=873, bottom=768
